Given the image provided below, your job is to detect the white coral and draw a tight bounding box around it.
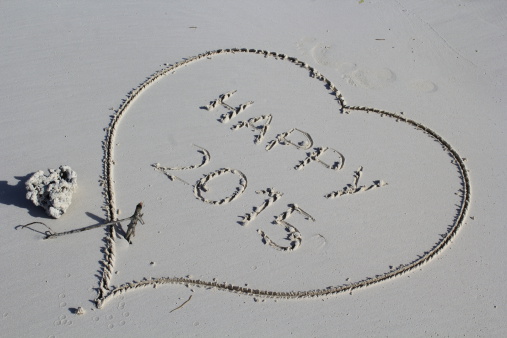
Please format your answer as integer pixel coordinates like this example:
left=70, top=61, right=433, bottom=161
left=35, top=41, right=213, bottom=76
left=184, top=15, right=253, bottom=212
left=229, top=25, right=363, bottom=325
left=25, top=165, right=78, bottom=218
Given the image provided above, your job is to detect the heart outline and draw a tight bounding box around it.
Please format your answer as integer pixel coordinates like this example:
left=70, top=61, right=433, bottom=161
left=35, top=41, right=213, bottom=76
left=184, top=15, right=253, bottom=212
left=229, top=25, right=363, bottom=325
left=94, top=48, right=471, bottom=308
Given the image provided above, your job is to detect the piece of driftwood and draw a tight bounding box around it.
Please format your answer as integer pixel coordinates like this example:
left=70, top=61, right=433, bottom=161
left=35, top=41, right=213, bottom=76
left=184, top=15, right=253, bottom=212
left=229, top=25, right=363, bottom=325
left=17, top=203, right=144, bottom=243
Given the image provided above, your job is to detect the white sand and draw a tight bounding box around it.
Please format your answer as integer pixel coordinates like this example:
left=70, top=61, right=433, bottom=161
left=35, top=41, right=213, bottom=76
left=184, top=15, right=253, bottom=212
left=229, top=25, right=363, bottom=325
left=1, top=1, right=506, bottom=336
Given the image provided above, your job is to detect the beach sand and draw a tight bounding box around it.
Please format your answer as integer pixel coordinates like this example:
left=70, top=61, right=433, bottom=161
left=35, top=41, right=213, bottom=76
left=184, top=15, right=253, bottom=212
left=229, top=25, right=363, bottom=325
left=1, top=1, right=506, bottom=336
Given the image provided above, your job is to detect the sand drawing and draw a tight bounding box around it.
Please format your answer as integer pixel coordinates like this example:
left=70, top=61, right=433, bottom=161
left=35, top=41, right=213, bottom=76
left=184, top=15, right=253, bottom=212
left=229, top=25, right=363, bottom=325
left=152, top=147, right=249, bottom=206
left=152, top=146, right=315, bottom=250
left=205, top=90, right=315, bottom=152
left=294, top=147, right=345, bottom=171
left=152, top=145, right=211, bottom=185
left=154, top=145, right=210, bottom=171
left=239, top=188, right=284, bottom=226
left=265, top=128, right=314, bottom=151
left=325, top=166, right=387, bottom=199
left=257, top=204, right=316, bottom=252
left=231, top=114, right=273, bottom=144
left=21, top=48, right=469, bottom=308
left=205, top=90, right=254, bottom=123
left=193, top=168, right=248, bottom=205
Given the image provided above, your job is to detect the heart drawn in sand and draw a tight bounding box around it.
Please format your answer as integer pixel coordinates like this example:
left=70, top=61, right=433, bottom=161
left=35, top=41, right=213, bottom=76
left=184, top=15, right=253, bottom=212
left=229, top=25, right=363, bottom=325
left=94, top=49, right=470, bottom=308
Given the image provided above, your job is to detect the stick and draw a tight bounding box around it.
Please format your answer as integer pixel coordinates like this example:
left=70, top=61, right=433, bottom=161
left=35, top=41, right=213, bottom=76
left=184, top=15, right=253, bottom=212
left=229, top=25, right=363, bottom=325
left=169, top=295, right=192, bottom=313
left=16, top=222, right=55, bottom=236
left=28, top=203, right=145, bottom=240
left=125, top=202, right=144, bottom=244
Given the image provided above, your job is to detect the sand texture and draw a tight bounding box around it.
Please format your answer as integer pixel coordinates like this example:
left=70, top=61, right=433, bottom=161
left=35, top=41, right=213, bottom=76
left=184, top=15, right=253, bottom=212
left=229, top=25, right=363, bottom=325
left=1, top=1, right=506, bottom=336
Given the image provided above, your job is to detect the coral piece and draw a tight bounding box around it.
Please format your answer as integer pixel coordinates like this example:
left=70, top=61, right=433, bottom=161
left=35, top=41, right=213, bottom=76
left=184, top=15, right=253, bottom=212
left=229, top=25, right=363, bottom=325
left=25, top=165, right=77, bottom=218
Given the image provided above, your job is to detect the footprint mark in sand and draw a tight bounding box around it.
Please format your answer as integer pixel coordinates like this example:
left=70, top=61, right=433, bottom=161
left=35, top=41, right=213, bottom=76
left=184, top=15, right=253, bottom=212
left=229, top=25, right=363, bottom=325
left=409, top=80, right=438, bottom=93
left=297, top=37, right=396, bottom=89
left=343, top=67, right=397, bottom=89
left=58, top=293, right=67, bottom=308
left=297, top=37, right=345, bottom=70
left=105, top=314, right=116, bottom=329
left=309, top=234, right=327, bottom=250
left=53, top=314, right=72, bottom=327
left=114, top=301, right=128, bottom=327
left=299, top=37, right=436, bottom=93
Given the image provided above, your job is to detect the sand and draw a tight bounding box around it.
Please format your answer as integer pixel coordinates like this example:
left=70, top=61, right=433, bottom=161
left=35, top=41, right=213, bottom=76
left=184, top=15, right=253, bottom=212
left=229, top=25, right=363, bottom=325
left=1, top=0, right=506, bottom=336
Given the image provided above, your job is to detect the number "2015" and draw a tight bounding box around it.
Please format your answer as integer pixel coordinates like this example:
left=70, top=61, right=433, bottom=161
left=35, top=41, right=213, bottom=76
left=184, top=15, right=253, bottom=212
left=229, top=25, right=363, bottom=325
left=153, top=145, right=314, bottom=252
